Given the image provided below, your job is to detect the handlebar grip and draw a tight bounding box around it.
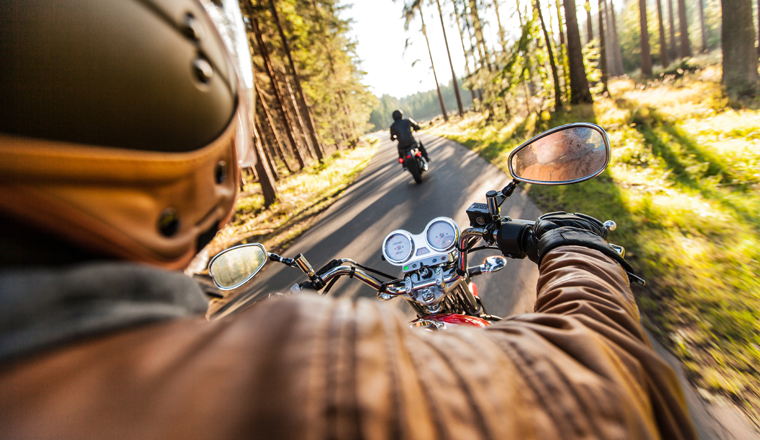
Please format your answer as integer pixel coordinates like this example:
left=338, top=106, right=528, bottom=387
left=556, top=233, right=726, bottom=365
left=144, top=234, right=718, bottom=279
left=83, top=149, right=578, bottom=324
left=496, top=219, right=534, bottom=259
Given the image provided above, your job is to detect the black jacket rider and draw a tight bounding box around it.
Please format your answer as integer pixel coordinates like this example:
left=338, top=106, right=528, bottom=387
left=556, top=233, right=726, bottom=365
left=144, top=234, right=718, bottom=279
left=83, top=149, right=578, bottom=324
left=390, top=118, right=428, bottom=161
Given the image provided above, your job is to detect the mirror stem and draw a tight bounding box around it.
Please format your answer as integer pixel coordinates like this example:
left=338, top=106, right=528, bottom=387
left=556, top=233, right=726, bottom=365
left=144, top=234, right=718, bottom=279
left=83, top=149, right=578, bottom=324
left=269, top=252, right=295, bottom=267
left=498, top=180, right=520, bottom=206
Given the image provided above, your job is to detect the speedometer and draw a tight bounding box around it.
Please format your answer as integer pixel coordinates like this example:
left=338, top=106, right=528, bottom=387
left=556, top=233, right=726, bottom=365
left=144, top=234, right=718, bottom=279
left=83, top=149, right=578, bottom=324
left=426, top=219, right=458, bottom=252
left=383, top=231, right=414, bottom=264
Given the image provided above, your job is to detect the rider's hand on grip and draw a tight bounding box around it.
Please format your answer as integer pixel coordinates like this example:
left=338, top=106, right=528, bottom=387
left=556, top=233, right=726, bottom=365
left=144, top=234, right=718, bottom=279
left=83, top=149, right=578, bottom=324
left=524, top=212, right=635, bottom=275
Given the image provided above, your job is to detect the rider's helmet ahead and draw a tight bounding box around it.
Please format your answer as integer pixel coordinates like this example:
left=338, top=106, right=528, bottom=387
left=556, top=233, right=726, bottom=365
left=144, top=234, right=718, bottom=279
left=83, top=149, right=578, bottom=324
left=0, top=0, right=251, bottom=269
left=392, top=109, right=404, bottom=121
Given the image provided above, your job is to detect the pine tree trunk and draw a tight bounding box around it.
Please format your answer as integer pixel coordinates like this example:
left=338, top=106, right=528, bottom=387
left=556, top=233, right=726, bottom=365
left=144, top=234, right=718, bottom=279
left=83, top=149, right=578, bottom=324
left=269, top=0, right=324, bottom=162
left=255, top=119, right=280, bottom=181
left=677, top=0, right=691, bottom=58
left=254, top=77, right=294, bottom=173
left=609, top=0, right=625, bottom=75
left=536, top=0, right=564, bottom=109
left=452, top=0, right=478, bottom=105
left=556, top=0, right=567, bottom=46
left=697, top=0, right=707, bottom=52
left=585, top=0, right=594, bottom=45
left=281, top=69, right=315, bottom=160
left=248, top=9, right=305, bottom=169
left=598, top=0, right=609, bottom=90
left=252, top=125, right=278, bottom=207
left=436, top=0, right=464, bottom=116
left=639, top=0, right=653, bottom=76
left=419, top=8, right=449, bottom=121
left=564, top=0, right=594, bottom=103
left=493, top=0, right=509, bottom=52
left=722, top=0, right=760, bottom=97
left=656, top=0, right=669, bottom=67
left=667, top=0, right=678, bottom=60
left=469, top=0, right=492, bottom=71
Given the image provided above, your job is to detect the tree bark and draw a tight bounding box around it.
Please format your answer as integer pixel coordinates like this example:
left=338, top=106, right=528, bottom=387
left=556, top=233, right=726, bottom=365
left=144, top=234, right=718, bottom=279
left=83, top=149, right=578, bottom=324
left=269, top=0, right=324, bottom=163
left=677, top=0, right=691, bottom=58
left=556, top=0, right=567, bottom=46
left=722, top=0, right=759, bottom=97
left=252, top=125, right=278, bottom=207
left=656, top=0, right=669, bottom=67
left=255, top=118, right=280, bottom=181
left=608, top=0, right=625, bottom=75
left=667, top=0, right=678, bottom=60
left=452, top=0, right=478, bottom=104
left=536, top=0, right=564, bottom=109
left=248, top=9, right=305, bottom=169
left=254, top=76, right=294, bottom=173
left=598, top=0, right=609, bottom=90
left=639, top=0, right=653, bottom=76
left=281, top=68, right=314, bottom=160
left=419, top=7, right=449, bottom=121
left=585, top=0, right=594, bottom=45
left=435, top=0, right=464, bottom=116
left=564, top=0, right=594, bottom=103
left=697, top=0, right=707, bottom=52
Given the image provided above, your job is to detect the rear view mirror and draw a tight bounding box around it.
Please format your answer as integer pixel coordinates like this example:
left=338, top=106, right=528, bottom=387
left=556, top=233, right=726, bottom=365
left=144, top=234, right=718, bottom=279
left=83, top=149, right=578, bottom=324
left=208, top=243, right=268, bottom=290
left=508, top=123, right=610, bottom=185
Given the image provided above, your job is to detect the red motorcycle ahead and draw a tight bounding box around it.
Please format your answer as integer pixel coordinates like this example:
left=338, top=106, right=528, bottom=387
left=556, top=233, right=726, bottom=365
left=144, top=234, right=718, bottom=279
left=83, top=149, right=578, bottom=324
left=208, top=123, right=634, bottom=329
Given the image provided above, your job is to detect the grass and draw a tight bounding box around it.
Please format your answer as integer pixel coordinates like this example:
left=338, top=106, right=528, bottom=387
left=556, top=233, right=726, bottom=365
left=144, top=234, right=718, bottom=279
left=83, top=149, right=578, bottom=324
left=428, top=64, right=760, bottom=426
left=202, top=138, right=379, bottom=262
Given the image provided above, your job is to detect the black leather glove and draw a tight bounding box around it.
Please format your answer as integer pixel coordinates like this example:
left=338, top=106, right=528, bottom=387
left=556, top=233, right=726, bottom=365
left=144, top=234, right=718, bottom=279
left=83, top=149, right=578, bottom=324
left=524, top=212, right=635, bottom=275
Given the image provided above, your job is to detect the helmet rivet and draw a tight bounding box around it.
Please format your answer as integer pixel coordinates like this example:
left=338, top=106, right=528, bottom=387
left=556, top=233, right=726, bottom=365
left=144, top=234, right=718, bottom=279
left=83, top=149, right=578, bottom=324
left=192, top=58, right=213, bottom=84
left=215, top=161, right=227, bottom=184
left=158, top=208, right=180, bottom=237
left=182, top=13, right=204, bottom=41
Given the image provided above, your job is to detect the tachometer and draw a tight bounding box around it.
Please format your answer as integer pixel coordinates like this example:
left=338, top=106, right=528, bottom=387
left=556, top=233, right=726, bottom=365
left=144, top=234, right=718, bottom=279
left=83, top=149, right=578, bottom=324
left=426, top=219, right=458, bottom=252
left=383, top=231, right=414, bottom=264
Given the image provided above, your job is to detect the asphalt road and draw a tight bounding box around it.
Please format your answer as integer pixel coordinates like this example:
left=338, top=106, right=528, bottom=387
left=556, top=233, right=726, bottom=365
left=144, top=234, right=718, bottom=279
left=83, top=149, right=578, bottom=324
left=213, top=132, right=543, bottom=319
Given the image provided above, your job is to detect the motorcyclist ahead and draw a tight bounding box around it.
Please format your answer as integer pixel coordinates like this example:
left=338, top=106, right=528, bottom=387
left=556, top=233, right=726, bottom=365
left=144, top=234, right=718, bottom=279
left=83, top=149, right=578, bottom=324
left=0, top=0, right=695, bottom=438
left=389, top=109, right=429, bottom=169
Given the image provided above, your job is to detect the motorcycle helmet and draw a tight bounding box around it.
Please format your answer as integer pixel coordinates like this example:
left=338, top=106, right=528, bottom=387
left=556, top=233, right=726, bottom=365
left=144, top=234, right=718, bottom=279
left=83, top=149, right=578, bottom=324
left=392, top=110, right=404, bottom=121
left=0, top=0, right=250, bottom=269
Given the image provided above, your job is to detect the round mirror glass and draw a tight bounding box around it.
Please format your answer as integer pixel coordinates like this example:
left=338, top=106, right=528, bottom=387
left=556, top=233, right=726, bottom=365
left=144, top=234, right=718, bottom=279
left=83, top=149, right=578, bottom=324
left=510, top=125, right=608, bottom=184
left=208, top=244, right=267, bottom=290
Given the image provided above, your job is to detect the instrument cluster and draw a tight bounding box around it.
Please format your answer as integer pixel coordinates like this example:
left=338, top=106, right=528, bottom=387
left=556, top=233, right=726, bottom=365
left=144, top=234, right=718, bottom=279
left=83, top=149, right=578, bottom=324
left=382, top=217, right=460, bottom=272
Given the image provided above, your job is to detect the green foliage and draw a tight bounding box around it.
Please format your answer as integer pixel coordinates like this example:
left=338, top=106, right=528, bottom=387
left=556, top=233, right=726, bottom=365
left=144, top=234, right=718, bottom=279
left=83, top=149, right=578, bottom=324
left=430, top=68, right=760, bottom=425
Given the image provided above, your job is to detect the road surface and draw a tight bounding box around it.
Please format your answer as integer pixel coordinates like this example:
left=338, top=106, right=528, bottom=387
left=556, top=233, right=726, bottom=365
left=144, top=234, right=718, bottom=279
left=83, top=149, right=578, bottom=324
left=212, top=132, right=542, bottom=319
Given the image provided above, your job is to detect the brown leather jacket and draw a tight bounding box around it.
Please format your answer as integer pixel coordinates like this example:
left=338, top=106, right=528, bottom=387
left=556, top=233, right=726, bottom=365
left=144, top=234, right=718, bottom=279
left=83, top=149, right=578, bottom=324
left=0, top=246, right=695, bottom=439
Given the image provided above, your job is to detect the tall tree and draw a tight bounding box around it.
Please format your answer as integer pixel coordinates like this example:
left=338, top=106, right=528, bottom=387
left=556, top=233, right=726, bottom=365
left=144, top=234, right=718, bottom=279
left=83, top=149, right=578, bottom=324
left=281, top=68, right=315, bottom=160
left=555, top=0, right=567, bottom=47
left=722, top=0, right=759, bottom=97
left=564, top=0, right=593, bottom=103
left=406, top=1, right=449, bottom=121
left=677, top=0, right=691, bottom=58
left=435, top=0, right=465, bottom=116
left=269, top=0, right=324, bottom=162
left=469, top=0, right=493, bottom=71
left=451, top=0, right=478, bottom=103
left=247, top=6, right=306, bottom=169
left=697, top=0, right=707, bottom=52
left=585, top=0, right=594, bottom=44
left=536, top=0, right=563, bottom=109
left=254, top=76, right=294, bottom=173
left=598, top=0, right=609, bottom=90
left=639, top=0, right=653, bottom=76
left=252, top=125, right=278, bottom=206
left=667, top=0, right=678, bottom=60
left=492, top=0, right=509, bottom=52
left=608, top=0, right=624, bottom=75
left=656, top=0, right=669, bottom=67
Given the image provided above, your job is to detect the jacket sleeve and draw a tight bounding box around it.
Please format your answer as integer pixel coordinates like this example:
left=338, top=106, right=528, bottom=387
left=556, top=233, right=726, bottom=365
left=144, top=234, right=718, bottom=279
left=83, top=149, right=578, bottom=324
left=389, top=126, right=396, bottom=141
left=410, top=119, right=421, bottom=131
left=494, top=246, right=696, bottom=439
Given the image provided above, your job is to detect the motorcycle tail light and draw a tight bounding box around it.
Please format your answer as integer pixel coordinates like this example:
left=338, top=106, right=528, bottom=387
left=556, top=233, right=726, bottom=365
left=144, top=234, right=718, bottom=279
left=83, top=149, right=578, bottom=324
left=398, top=158, right=404, bottom=163
left=406, top=155, right=411, bottom=159
left=416, top=151, right=422, bottom=157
